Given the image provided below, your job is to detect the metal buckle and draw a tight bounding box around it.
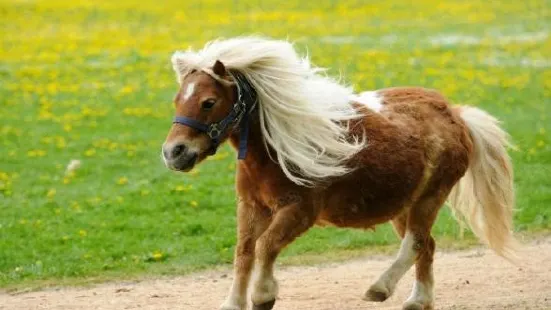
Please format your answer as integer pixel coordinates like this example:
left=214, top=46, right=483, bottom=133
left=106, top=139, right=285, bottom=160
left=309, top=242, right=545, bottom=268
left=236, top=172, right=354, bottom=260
left=207, top=123, right=222, bottom=139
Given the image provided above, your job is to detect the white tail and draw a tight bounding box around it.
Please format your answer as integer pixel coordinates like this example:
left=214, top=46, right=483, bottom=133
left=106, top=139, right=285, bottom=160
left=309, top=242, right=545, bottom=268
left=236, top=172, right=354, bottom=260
left=449, top=106, right=517, bottom=260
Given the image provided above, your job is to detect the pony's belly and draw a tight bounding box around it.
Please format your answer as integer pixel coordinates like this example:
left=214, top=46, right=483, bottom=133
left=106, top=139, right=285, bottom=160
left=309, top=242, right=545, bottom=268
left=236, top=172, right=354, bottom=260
left=315, top=197, right=405, bottom=229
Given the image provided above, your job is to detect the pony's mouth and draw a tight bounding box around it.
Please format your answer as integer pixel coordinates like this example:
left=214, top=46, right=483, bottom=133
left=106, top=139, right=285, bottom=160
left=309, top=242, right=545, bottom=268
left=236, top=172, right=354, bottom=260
left=171, top=153, right=198, bottom=172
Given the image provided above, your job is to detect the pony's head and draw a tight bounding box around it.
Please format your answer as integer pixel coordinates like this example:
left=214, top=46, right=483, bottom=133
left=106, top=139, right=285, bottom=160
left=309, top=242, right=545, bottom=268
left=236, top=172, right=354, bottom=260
left=162, top=60, right=237, bottom=172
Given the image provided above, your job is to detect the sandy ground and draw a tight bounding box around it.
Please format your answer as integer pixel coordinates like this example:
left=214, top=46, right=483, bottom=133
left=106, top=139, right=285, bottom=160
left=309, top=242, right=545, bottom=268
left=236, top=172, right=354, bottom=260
left=1, top=238, right=550, bottom=310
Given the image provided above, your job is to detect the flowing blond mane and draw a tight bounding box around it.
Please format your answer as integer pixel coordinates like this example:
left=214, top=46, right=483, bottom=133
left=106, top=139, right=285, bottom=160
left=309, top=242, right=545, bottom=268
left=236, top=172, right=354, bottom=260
left=171, top=36, right=366, bottom=185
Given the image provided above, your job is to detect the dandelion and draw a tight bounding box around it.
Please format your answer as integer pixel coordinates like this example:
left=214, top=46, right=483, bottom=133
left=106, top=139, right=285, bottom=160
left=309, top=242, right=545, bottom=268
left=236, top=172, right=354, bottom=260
left=46, top=188, right=56, bottom=199
left=84, top=148, right=96, bottom=157
left=117, top=177, right=128, bottom=185
left=190, top=200, right=198, bottom=207
left=119, top=85, right=134, bottom=94
left=63, top=175, right=73, bottom=184
left=152, top=251, right=163, bottom=261
left=174, top=184, right=192, bottom=192
left=71, top=201, right=82, bottom=212
left=55, top=137, right=67, bottom=149
left=27, top=149, right=46, bottom=157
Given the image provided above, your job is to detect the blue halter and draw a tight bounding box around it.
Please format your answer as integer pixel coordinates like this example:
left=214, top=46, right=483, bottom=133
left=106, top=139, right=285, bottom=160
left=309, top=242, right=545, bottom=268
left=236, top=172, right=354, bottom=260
left=172, top=72, right=257, bottom=159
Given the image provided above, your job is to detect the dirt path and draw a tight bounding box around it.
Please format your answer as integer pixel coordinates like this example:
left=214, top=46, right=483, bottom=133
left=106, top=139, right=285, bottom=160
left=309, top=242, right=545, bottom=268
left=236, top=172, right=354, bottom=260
left=2, top=238, right=550, bottom=310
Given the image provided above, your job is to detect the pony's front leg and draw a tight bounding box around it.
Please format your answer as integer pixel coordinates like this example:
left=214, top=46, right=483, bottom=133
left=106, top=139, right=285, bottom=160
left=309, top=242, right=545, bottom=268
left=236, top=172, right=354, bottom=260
left=220, top=199, right=272, bottom=310
left=250, top=202, right=316, bottom=310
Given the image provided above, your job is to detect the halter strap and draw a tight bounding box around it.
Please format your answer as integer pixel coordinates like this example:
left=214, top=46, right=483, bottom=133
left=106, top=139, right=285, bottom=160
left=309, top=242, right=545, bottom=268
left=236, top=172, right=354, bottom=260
left=172, top=71, right=257, bottom=159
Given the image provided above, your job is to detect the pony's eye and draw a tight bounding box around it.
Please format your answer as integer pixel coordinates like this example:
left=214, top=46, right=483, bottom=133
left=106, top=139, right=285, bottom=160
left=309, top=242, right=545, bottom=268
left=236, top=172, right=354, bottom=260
left=201, top=99, right=216, bottom=110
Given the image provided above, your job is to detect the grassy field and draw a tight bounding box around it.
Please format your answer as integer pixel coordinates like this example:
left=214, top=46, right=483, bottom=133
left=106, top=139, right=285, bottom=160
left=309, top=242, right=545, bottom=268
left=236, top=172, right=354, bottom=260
left=0, top=0, right=550, bottom=288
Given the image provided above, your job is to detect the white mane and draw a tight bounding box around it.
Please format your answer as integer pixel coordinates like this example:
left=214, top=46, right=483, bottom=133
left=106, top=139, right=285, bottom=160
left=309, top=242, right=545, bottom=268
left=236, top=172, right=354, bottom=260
left=171, top=36, right=366, bottom=185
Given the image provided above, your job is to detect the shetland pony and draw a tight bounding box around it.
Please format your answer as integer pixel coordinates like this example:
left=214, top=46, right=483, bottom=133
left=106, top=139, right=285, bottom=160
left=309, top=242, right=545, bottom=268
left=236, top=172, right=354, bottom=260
left=162, top=37, right=516, bottom=310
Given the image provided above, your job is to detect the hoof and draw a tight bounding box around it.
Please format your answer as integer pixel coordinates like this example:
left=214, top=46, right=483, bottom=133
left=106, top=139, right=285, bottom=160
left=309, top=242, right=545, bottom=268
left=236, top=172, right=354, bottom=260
left=363, top=285, right=390, bottom=302
left=219, top=303, right=243, bottom=310
left=402, top=301, right=433, bottom=310
left=252, top=299, right=276, bottom=310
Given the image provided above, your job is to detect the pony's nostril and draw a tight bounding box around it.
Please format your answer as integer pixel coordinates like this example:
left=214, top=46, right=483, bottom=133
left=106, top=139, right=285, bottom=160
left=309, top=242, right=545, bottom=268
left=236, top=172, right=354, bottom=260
left=171, top=144, right=186, bottom=158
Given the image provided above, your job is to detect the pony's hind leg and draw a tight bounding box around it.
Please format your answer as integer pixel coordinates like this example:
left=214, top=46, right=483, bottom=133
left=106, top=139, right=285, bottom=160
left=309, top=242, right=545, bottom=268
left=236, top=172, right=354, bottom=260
left=250, top=202, right=316, bottom=310
left=220, top=200, right=272, bottom=310
left=401, top=194, right=447, bottom=310
left=363, top=228, right=417, bottom=302
left=364, top=194, right=445, bottom=310
left=362, top=211, right=410, bottom=301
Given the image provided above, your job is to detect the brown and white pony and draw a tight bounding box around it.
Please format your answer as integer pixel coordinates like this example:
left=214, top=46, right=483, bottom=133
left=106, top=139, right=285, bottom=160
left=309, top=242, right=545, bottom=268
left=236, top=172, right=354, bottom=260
left=162, top=37, right=516, bottom=310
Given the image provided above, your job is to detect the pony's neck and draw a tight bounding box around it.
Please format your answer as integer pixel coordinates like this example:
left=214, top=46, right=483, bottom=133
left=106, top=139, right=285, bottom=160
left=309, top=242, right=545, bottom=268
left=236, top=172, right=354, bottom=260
left=228, top=114, right=276, bottom=173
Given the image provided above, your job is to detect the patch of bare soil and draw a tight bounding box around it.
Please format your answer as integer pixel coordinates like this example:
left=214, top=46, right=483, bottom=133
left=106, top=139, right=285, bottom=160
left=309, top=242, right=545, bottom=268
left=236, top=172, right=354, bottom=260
left=1, top=239, right=550, bottom=310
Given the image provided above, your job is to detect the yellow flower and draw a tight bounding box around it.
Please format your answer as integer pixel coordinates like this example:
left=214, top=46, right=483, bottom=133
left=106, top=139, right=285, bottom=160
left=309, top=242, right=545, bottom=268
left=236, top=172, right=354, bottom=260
left=71, top=201, right=81, bottom=212
left=84, top=148, right=96, bottom=157
left=190, top=200, right=198, bottom=207
left=46, top=188, right=56, bottom=199
left=117, top=177, right=128, bottom=185
left=27, top=149, right=46, bottom=157
left=79, top=229, right=87, bottom=237
left=119, top=85, right=134, bottom=94
left=55, top=137, right=67, bottom=149
left=174, top=184, right=192, bottom=192
left=152, top=251, right=163, bottom=261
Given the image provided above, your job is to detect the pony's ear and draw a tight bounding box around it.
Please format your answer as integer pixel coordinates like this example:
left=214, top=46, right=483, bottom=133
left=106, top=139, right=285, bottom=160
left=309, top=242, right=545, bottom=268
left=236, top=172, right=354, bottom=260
left=171, top=51, right=200, bottom=82
left=212, top=60, right=227, bottom=77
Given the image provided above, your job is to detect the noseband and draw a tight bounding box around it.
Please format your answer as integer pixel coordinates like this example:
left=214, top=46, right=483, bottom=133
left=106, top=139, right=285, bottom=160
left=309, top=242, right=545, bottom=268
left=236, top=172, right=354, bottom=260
left=172, top=71, right=257, bottom=159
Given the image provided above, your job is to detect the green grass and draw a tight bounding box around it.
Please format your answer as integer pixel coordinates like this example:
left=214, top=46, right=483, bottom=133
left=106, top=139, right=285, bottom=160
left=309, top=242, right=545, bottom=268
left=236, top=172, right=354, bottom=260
left=1, top=0, right=550, bottom=289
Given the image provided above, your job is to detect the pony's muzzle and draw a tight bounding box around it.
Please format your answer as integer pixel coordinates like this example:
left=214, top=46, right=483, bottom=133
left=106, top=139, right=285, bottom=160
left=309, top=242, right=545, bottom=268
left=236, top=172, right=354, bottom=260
left=162, top=142, right=198, bottom=172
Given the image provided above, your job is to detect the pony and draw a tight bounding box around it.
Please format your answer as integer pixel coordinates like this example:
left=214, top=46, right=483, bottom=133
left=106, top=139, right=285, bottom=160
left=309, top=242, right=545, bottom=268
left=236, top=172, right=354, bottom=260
left=162, top=37, right=516, bottom=310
